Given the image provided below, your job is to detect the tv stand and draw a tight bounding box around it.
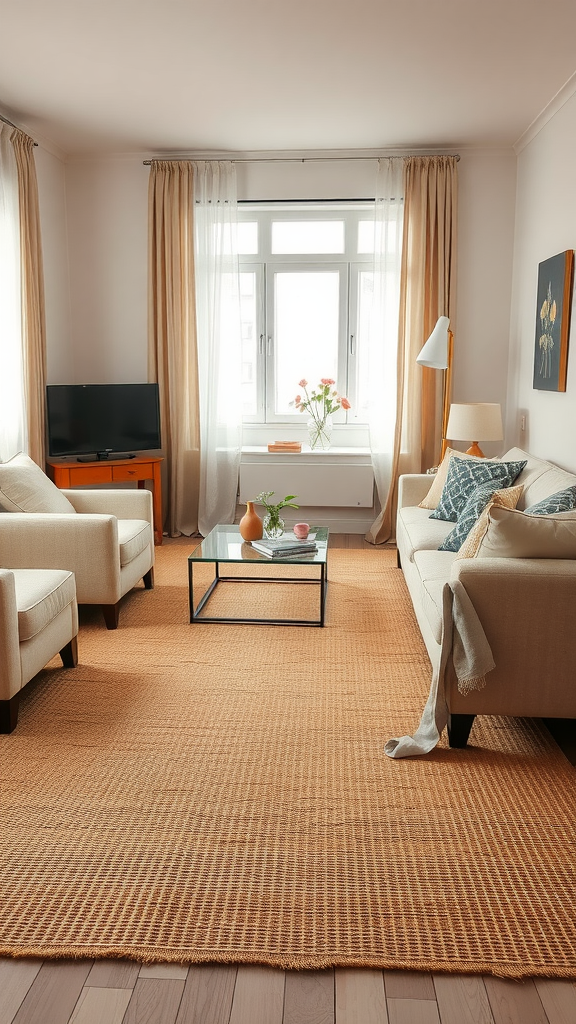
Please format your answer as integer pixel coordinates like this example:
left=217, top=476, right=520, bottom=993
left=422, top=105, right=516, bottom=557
left=46, top=455, right=163, bottom=545
left=77, top=452, right=137, bottom=462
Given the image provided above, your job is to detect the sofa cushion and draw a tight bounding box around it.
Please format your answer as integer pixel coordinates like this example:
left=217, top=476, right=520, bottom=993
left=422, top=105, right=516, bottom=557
left=457, top=485, right=524, bottom=558
left=117, top=519, right=152, bottom=566
left=430, top=457, right=527, bottom=522
left=502, top=448, right=576, bottom=510
left=12, top=568, right=76, bottom=642
left=0, top=453, right=76, bottom=514
left=474, top=506, right=576, bottom=559
left=524, top=485, right=576, bottom=516
left=397, top=506, right=453, bottom=562
left=418, top=447, right=486, bottom=509
left=412, top=550, right=458, bottom=644
left=440, top=483, right=524, bottom=553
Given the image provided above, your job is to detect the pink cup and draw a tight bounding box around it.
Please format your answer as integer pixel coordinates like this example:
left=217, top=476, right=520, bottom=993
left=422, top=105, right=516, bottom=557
left=294, top=522, right=310, bottom=540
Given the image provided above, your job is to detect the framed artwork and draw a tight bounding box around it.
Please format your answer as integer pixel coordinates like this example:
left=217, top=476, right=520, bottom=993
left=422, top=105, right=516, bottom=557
left=533, top=249, right=574, bottom=391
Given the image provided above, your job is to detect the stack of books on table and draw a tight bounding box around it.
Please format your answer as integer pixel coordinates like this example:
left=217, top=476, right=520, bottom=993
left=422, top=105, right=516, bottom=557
left=251, top=535, right=317, bottom=558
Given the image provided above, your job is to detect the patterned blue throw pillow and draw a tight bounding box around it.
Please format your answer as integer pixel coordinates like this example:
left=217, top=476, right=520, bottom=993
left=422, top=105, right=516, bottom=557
left=525, top=485, right=576, bottom=516
left=430, top=458, right=527, bottom=522
left=439, top=481, right=507, bottom=551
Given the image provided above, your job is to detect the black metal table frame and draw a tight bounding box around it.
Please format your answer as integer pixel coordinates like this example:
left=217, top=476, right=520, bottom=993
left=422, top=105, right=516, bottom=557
left=188, top=558, right=329, bottom=626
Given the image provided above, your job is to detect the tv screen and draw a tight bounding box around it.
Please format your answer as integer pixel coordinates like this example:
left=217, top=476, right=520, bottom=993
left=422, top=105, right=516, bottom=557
left=46, top=383, right=161, bottom=460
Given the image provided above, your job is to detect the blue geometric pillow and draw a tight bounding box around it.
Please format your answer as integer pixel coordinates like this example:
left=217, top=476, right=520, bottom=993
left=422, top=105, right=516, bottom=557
left=430, top=458, right=527, bottom=522
left=439, top=481, right=508, bottom=551
left=525, top=485, right=576, bottom=516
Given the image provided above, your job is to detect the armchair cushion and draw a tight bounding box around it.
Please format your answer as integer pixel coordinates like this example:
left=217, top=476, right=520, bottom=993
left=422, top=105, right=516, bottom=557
left=0, top=453, right=76, bottom=514
left=13, top=569, right=77, bottom=641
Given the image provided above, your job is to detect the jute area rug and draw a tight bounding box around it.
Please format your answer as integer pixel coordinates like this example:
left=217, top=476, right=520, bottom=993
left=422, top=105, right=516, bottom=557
left=1, top=540, right=575, bottom=978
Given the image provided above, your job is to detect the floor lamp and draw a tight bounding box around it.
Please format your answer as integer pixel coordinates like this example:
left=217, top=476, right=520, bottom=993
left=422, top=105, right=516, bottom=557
left=416, top=315, right=453, bottom=465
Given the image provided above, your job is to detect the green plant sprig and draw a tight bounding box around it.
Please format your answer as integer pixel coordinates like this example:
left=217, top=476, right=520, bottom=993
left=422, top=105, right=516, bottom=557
left=254, top=491, right=299, bottom=516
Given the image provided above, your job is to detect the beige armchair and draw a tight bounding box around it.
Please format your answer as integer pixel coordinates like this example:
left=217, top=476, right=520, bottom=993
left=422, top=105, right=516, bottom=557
left=0, top=488, right=155, bottom=628
left=0, top=567, right=78, bottom=732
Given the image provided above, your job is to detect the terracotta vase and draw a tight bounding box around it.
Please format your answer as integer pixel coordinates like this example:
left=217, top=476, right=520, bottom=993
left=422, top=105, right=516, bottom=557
left=239, top=500, right=263, bottom=541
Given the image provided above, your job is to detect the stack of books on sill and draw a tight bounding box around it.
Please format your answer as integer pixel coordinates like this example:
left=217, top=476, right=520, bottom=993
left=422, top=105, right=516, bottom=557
left=250, top=534, right=317, bottom=558
left=267, top=441, right=302, bottom=453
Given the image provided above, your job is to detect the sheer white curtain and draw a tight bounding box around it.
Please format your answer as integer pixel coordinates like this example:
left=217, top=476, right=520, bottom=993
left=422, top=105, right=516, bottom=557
left=365, top=157, right=404, bottom=542
left=0, top=123, right=26, bottom=460
left=194, top=161, right=243, bottom=536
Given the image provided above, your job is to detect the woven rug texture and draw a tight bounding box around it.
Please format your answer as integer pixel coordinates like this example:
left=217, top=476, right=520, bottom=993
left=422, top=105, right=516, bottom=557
left=1, top=540, right=575, bottom=978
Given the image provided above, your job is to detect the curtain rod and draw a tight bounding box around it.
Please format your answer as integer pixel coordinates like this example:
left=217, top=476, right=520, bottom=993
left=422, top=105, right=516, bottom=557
left=0, top=113, right=38, bottom=146
left=143, top=153, right=460, bottom=165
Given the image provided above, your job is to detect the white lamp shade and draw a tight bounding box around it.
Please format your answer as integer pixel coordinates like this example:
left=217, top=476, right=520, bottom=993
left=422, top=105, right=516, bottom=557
left=446, top=403, right=503, bottom=442
left=416, top=316, right=450, bottom=369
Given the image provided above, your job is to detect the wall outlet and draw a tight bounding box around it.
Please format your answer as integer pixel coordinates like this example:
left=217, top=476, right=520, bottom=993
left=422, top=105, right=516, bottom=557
left=520, top=415, right=526, bottom=431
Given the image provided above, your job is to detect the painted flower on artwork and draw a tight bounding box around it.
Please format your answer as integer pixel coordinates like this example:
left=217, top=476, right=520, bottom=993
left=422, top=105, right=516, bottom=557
left=538, top=282, right=557, bottom=378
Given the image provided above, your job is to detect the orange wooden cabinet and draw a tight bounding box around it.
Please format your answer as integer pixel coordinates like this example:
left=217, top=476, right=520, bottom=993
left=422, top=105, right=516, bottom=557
left=46, top=456, right=164, bottom=545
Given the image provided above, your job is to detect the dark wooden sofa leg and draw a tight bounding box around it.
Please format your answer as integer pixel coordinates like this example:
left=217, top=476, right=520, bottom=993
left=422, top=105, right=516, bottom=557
left=448, top=713, right=476, bottom=748
left=143, top=568, right=154, bottom=590
left=396, top=548, right=402, bottom=569
left=60, top=635, right=78, bottom=668
left=0, top=694, right=20, bottom=734
left=102, top=602, right=120, bottom=630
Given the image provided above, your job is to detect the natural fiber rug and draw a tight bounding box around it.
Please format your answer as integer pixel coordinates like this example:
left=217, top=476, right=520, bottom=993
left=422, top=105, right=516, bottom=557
left=1, top=541, right=575, bottom=978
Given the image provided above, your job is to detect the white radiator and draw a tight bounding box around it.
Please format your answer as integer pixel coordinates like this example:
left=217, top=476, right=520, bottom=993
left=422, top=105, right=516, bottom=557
left=239, top=454, right=374, bottom=508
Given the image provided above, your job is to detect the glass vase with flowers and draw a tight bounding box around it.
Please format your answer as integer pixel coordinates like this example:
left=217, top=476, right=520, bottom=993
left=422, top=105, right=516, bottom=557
left=291, top=378, right=351, bottom=450
left=255, top=491, right=299, bottom=539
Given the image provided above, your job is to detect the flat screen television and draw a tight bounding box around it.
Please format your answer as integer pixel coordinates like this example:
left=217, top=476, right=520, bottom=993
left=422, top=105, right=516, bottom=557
left=46, top=383, right=161, bottom=461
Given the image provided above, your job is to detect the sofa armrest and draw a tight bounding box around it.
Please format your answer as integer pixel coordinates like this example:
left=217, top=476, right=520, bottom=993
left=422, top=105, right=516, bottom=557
left=61, top=488, right=153, bottom=526
left=0, top=514, right=121, bottom=604
left=397, top=474, right=433, bottom=509
left=448, top=556, right=576, bottom=716
left=0, top=569, right=21, bottom=700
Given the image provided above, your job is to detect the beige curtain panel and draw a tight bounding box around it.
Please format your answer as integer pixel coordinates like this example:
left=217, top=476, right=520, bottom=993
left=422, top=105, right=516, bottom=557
left=148, top=160, right=201, bottom=537
left=367, top=154, right=458, bottom=544
left=11, top=129, right=47, bottom=469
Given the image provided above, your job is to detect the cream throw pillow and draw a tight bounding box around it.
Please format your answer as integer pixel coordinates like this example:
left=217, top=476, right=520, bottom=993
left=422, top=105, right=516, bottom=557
left=0, top=452, right=76, bottom=513
left=473, top=505, right=576, bottom=559
left=418, top=448, right=489, bottom=510
left=457, top=485, right=524, bottom=558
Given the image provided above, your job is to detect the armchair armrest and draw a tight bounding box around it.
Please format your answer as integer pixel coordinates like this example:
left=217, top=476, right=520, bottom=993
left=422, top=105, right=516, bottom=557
left=398, top=474, right=433, bottom=509
left=0, top=514, right=121, bottom=604
left=61, top=488, right=153, bottom=526
left=0, top=569, right=21, bottom=700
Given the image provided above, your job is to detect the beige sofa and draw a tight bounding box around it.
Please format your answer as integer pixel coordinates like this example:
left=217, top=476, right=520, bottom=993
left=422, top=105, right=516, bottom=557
left=396, top=447, right=576, bottom=747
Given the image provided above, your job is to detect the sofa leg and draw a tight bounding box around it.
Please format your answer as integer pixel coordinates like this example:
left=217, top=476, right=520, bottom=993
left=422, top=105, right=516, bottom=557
left=143, top=568, right=154, bottom=590
left=448, top=713, right=476, bottom=748
left=0, top=693, right=20, bottom=734
left=396, top=548, right=402, bottom=569
left=102, top=602, right=120, bottom=630
left=60, top=635, right=78, bottom=668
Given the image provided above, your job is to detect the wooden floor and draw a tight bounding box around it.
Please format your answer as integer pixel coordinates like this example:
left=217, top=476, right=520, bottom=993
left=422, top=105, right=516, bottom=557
left=2, top=534, right=575, bottom=1024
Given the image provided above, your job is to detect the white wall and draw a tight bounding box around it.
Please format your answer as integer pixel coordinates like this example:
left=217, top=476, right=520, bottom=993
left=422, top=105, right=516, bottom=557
left=507, top=90, right=576, bottom=471
left=34, top=146, right=73, bottom=382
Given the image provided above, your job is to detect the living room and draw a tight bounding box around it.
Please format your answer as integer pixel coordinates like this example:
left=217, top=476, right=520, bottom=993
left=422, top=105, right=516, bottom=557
left=2, top=1, right=576, bottom=1021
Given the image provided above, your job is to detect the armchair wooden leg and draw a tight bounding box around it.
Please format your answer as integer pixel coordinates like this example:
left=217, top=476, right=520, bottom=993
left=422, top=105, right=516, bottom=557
left=60, top=635, right=78, bottom=668
left=448, top=713, right=476, bottom=748
left=0, top=693, right=20, bottom=734
left=102, top=602, right=120, bottom=630
left=143, top=568, right=154, bottom=590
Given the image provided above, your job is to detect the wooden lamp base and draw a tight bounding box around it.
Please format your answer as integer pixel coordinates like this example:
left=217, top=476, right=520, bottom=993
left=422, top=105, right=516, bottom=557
left=465, top=442, right=485, bottom=457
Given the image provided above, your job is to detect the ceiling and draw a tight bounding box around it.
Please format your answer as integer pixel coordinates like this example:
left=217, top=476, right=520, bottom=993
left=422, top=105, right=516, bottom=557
left=1, top=0, right=576, bottom=157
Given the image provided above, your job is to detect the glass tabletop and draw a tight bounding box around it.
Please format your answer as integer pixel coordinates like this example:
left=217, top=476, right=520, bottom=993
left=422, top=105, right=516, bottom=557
left=189, top=525, right=329, bottom=564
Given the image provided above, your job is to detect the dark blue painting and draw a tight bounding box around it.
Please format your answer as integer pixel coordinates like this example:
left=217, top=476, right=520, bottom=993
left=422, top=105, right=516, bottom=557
left=533, top=250, right=574, bottom=392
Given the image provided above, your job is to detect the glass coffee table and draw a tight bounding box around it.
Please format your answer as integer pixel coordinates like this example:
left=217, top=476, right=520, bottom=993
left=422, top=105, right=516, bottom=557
left=188, top=525, right=329, bottom=626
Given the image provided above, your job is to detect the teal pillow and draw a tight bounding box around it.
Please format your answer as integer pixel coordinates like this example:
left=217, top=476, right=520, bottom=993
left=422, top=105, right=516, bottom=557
left=525, top=485, right=576, bottom=516
left=430, top=458, right=527, bottom=522
left=439, top=481, right=505, bottom=551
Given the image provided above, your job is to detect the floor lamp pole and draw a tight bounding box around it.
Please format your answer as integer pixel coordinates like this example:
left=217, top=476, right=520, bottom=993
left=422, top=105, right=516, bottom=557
left=439, top=329, right=454, bottom=462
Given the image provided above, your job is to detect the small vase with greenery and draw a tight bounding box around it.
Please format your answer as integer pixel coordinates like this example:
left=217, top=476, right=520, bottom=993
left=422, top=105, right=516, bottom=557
left=255, top=491, right=299, bottom=539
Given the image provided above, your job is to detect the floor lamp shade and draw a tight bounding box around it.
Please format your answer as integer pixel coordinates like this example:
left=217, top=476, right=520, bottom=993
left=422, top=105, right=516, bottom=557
left=416, top=316, right=450, bottom=369
left=446, top=403, right=503, bottom=457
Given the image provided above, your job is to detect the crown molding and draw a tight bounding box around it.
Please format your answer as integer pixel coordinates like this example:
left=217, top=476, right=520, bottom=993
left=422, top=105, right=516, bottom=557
left=514, top=71, right=576, bottom=154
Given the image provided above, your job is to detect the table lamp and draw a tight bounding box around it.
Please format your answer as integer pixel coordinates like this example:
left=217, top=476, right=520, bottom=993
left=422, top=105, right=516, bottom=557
left=445, top=403, right=503, bottom=457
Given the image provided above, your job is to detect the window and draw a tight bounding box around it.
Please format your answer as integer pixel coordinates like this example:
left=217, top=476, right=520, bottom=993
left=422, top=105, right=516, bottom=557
left=238, top=203, right=401, bottom=431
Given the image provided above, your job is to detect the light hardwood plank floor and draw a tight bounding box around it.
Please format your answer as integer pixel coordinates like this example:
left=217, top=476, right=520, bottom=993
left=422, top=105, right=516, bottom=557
left=1, top=536, right=574, bottom=1024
